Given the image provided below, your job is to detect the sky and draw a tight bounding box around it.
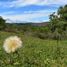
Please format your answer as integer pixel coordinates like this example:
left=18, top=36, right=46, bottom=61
left=0, top=0, right=67, bottom=23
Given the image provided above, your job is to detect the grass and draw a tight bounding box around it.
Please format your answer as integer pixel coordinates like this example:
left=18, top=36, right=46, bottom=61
left=0, top=31, right=67, bottom=67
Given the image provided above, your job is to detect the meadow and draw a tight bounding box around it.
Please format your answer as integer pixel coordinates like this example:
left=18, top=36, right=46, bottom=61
left=0, top=4, right=67, bottom=67
left=0, top=31, right=67, bottom=67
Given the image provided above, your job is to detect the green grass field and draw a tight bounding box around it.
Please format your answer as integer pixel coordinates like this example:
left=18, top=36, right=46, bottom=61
left=0, top=31, right=67, bottom=67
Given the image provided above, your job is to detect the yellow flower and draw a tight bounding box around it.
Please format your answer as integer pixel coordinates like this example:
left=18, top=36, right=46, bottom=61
left=3, top=36, right=22, bottom=53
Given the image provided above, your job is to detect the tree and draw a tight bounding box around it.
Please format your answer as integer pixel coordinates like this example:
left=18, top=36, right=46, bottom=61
left=49, top=4, right=67, bottom=32
left=58, top=5, right=67, bottom=31
left=58, top=5, right=67, bottom=21
left=49, top=12, right=60, bottom=32
left=0, top=16, right=6, bottom=30
left=49, top=5, right=67, bottom=40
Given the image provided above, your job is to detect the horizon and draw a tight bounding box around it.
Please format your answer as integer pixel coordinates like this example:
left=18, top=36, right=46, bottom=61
left=0, top=0, right=67, bottom=23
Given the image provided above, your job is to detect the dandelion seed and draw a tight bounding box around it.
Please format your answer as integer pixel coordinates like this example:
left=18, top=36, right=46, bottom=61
left=3, top=36, right=22, bottom=53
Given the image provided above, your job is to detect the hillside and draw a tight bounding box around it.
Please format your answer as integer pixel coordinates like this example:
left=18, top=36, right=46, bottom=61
left=6, top=22, right=49, bottom=27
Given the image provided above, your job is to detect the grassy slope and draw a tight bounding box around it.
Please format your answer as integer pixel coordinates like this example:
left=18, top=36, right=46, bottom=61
left=0, top=31, right=67, bottom=67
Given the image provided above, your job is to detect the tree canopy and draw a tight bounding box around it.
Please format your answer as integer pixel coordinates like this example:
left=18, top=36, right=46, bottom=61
left=49, top=4, right=67, bottom=40
left=0, top=16, right=6, bottom=30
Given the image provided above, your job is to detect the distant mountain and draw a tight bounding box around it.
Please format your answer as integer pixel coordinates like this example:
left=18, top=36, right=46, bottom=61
left=31, top=22, right=49, bottom=26
left=6, top=22, right=49, bottom=27
left=6, top=19, right=49, bottom=26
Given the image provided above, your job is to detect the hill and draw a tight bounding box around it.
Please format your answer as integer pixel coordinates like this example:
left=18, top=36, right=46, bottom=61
left=6, top=22, right=49, bottom=27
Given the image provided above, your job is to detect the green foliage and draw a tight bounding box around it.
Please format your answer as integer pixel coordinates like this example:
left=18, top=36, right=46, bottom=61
left=58, top=5, right=67, bottom=21
left=0, top=31, right=67, bottom=67
left=49, top=5, right=67, bottom=40
left=0, top=16, right=6, bottom=30
left=49, top=12, right=60, bottom=32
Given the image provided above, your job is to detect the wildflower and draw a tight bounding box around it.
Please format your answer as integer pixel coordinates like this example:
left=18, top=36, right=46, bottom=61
left=3, top=36, right=22, bottom=53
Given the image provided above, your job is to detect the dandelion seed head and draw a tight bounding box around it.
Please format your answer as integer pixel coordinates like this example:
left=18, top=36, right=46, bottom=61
left=3, top=36, right=22, bottom=53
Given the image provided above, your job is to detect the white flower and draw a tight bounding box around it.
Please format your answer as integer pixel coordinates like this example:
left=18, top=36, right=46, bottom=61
left=3, top=36, right=22, bottom=53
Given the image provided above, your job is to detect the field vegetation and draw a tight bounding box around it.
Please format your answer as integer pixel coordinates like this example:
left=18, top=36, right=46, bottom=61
left=0, top=5, right=67, bottom=67
left=0, top=31, right=67, bottom=67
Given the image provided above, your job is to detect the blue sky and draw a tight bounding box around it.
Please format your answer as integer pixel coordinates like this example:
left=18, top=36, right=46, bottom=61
left=0, top=0, right=67, bottom=23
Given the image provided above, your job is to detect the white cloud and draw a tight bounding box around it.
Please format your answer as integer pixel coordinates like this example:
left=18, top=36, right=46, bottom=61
left=0, top=0, right=66, bottom=22
left=9, top=0, right=44, bottom=7
left=0, top=9, right=57, bottom=15
left=1, top=10, right=53, bottom=22
left=10, top=0, right=67, bottom=7
left=11, top=0, right=67, bottom=6
left=0, top=0, right=67, bottom=8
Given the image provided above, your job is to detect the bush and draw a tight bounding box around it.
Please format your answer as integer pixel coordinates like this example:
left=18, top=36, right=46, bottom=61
left=33, top=32, right=49, bottom=39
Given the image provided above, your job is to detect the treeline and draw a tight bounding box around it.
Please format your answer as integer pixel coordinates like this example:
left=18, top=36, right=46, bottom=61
left=0, top=5, right=67, bottom=40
